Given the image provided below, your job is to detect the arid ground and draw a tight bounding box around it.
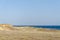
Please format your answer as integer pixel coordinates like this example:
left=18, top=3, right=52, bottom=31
left=0, top=24, right=60, bottom=40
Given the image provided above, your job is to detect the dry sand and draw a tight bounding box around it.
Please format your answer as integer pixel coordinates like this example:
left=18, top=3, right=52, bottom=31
left=0, top=24, right=60, bottom=40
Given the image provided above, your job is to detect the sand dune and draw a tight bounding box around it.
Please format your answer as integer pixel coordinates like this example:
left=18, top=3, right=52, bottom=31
left=0, top=24, right=60, bottom=40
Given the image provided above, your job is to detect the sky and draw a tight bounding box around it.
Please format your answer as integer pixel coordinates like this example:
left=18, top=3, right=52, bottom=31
left=0, top=0, right=60, bottom=25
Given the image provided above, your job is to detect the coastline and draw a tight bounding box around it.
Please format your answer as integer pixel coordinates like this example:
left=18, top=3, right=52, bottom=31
left=0, top=25, right=60, bottom=40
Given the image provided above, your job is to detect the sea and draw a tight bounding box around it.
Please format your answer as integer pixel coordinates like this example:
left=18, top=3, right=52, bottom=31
left=32, top=25, right=60, bottom=30
left=14, top=25, right=60, bottom=30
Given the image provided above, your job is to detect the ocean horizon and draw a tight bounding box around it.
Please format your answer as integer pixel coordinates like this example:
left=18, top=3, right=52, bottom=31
left=13, top=25, right=60, bottom=30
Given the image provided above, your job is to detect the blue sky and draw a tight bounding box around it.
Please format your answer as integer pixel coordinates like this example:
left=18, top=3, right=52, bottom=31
left=0, top=0, right=60, bottom=25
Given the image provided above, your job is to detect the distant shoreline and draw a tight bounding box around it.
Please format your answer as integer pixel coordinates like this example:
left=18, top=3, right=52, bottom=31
left=13, top=25, right=60, bottom=30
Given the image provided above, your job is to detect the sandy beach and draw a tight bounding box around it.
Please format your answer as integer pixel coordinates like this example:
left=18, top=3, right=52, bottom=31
left=0, top=25, right=60, bottom=40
